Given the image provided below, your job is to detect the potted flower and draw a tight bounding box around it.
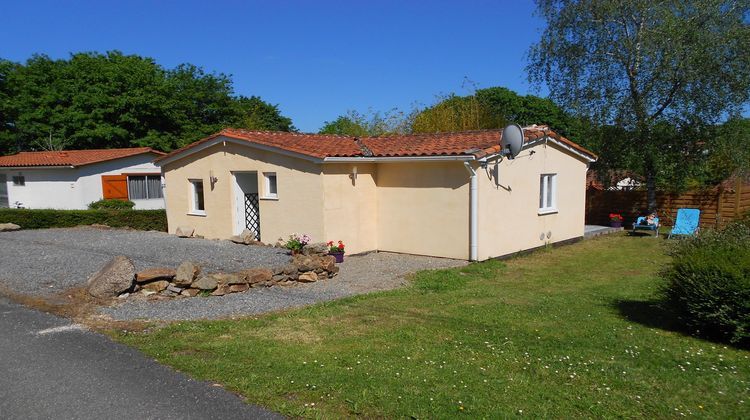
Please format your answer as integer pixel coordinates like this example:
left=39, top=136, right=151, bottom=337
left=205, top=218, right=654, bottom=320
left=609, top=213, right=624, bottom=228
left=327, top=240, right=345, bottom=263
left=284, top=233, right=310, bottom=255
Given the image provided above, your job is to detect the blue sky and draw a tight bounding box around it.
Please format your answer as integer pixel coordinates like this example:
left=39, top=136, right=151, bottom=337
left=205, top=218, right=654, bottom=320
left=0, top=0, right=546, bottom=132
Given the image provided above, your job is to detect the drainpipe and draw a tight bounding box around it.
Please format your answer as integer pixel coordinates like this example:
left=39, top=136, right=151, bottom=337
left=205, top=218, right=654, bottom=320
left=463, top=162, right=478, bottom=261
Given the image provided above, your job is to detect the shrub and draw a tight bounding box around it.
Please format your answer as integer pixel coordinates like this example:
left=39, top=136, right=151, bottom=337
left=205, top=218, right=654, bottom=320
left=661, top=222, right=750, bottom=346
left=88, top=199, right=135, bottom=210
left=0, top=209, right=167, bottom=231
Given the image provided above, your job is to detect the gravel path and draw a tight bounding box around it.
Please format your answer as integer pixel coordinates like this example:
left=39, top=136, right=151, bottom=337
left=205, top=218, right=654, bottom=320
left=0, top=227, right=290, bottom=295
left=101, top=252, right=467, bottom=321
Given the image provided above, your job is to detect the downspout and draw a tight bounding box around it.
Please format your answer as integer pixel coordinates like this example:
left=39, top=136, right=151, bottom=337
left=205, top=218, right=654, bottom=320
left=463, top=162, right=478, bottom=261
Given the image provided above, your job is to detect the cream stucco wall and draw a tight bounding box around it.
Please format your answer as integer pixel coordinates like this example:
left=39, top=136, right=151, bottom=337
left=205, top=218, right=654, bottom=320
left=161, top=138, right=588, bottom=261
left=476, top=142, right=589, bottom=260
left=161, top=140, right=324, bottom=242
left=375, top=162, right=470, bottom=260
left=322, top=163, right=378, bottom=255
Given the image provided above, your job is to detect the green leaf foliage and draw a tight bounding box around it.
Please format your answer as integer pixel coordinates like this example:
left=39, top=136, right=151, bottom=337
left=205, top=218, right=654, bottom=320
left=411, top=86, right=589, bottom=145
left=528, top=0, right=750, bottom=204
left=87, top=199, right=136, bottom=210
left=662, top=220, right=750, bottom=346
left=0, top=208, right=167, bottom=231
left=0, top=51, right=294, bottom=154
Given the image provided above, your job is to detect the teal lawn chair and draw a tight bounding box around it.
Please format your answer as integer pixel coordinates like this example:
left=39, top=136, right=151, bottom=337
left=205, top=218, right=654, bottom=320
left=667, top=208, right=701, bottom=239
left=632, top=216, right=660, bottom=237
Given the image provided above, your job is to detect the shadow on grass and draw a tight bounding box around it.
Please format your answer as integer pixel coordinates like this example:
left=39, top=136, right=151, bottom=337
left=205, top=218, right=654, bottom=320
left=614, top=299, right=750, bottom=350
left=614, top=298, right=682, bottom=332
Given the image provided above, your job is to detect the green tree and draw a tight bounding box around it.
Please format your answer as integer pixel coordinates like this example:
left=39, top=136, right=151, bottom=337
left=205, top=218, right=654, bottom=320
left=528, top=0, right=750, bottom=208
left=0, top=51, right=294, bottom=154
left=319, top=109, right=415, bottom=136
left=411, top=86, right=588, bottom=145
left=234, top=96, right=295, bottom=132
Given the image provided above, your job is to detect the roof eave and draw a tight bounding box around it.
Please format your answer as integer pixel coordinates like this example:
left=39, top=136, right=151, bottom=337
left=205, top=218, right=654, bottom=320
left=323, top=155, right=476, bottom=163
left=155, top=135, right=325, bottom=167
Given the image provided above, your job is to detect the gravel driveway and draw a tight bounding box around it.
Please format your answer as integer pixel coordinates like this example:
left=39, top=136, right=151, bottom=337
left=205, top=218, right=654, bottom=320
left=102, top=251, right=467, bottom=321
left=0, top=227, right=290, bottom=295
left=0, top=227, right=467, bottom=321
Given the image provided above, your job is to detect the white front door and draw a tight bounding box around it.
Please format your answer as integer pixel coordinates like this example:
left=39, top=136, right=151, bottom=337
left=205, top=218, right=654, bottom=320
left=231, top=172, right=259, bottom=235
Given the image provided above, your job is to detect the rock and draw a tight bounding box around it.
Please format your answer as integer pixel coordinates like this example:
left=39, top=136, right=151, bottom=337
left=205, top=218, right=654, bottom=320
left=321, top=255, right=336, bottom=272
left=211, top=285, right=229, bottom=296
left=271, top=266, right=285, bottom=275
left=272, top=274, right=289, bottom=282
left=239, top=268, right=273, bottom=285
left=230, top=229, right=257, bottom=245
left=329, top=265, right=340, bottom=275
left=228, top=283, right=250, bottom=293
left=140, top=289, right=157, bottom=296
left=175, top=226, right=195, bottom=238
left=89, top=223, right=110, bottom=229
left=160, top=289, right=178, bottom=297
left=181, top=288, right=200, bottom=297
left=0, top=223, right=21, bottom=232
left=87, top=256, right=135, bottom=298
left=293, top=255, right=322, bottom=272
left=135, top=267, right=176, bottom=283
left=174, top=261, right=201, bottom=286
left=118, top=292, right=130, bottom=299
left=191, top=276, right=218, bottom=291
left=141, top=280, right=170, bottom=292
left=282, top=264, right=298, bottom=275
left=167, top=284, right=184, bottom=294
left=298, top=271, right=318, bottom=282
left=212, top=273, right=243, bottom=285
left=302, top=242, right=328, bottom=256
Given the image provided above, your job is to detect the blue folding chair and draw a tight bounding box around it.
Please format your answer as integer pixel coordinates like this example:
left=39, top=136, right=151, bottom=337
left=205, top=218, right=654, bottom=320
left=668, top=208, right=701, bottom=239
left=632, top=216, right=660, bottom=237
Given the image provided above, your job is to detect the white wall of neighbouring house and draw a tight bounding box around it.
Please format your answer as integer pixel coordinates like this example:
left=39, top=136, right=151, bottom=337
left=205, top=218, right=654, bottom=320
left=1, top=153, right=164, bottom=210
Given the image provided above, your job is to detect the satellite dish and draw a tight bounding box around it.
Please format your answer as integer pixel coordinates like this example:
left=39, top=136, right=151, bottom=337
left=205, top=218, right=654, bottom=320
left=501, top=124, right=524, bottom=159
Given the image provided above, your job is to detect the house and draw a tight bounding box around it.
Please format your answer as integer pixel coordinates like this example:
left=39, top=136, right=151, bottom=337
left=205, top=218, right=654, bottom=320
left=0, top=147, right=166, bottom=210
left=155, top=126, right=597, bottom=261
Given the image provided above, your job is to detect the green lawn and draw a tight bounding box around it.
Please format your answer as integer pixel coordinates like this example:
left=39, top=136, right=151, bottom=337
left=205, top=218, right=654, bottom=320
left=114, top=235, right=750, bottom=418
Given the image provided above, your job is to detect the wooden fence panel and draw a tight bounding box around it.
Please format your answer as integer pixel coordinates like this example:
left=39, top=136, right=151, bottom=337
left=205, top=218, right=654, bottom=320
left=586, top=180, right=750, bottom=228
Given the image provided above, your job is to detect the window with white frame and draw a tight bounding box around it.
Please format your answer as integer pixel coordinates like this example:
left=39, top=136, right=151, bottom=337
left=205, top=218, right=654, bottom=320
left=262, top=172, right=278, bottom=199
left=539, top=174, right=557, bottom=213
left=189, top=179, right=205, bottom=214
left=127, top=175, right=162, bottom=199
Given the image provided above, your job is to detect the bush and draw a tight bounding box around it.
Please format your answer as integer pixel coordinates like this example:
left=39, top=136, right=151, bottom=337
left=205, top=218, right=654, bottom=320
left=88, top=199, right=135, bottom=210
left=0, top=209, right=167, bottom=231
left=661, top=222, right=750, bottom=346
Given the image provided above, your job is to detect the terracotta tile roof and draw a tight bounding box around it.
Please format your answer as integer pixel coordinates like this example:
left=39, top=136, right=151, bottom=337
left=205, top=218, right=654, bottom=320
left=0, top=147, right=165, bottom=168
left=156, top=125, right=597, bottom=163
left=158, top=128, right=364, bottom=161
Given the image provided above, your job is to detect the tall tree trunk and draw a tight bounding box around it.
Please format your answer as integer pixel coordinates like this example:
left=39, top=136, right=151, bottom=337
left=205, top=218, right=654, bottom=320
left=644, top=157, right=657, bottom=212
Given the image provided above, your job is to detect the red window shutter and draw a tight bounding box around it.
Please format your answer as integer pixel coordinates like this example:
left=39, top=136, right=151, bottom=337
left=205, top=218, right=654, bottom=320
left=101, top=175, right=129, bottom=200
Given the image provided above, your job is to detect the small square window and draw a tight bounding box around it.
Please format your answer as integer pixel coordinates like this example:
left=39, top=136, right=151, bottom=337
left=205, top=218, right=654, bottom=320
left=189, top=179, right=205, bottom=215
left=12, top=176, right=25, bottom=186
left=262, top=172, right=278, bottom=199
left=539, top=174, right=557, bottom=214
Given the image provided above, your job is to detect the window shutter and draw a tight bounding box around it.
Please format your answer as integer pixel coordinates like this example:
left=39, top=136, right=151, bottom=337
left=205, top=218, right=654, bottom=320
left=101, top=175, right=129, bottom=200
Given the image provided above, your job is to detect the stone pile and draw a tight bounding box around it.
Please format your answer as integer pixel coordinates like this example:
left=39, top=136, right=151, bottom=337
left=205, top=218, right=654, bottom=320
left=86, top=242, right=340, bottom=300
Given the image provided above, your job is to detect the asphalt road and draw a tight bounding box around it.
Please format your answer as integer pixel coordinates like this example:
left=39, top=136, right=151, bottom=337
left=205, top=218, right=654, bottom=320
left=0, top=297, right=282, bottom=420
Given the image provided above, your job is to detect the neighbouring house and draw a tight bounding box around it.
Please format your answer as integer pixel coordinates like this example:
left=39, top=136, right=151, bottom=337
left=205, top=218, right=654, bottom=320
left=0, top=148, right=166, bottom=210
left=155, top=125, right=597, bottom=261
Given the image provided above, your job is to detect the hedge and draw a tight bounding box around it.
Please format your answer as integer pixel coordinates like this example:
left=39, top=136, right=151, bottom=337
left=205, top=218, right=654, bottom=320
left=0, top=209, right=167, bottom=231
left=661, top=220, right=750, bottom=347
